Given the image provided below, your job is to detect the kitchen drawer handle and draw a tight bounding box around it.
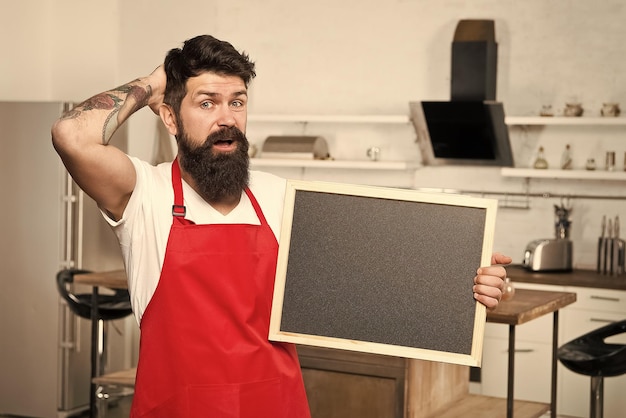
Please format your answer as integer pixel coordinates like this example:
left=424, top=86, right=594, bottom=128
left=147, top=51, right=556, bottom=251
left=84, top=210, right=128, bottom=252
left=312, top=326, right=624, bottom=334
left=506, top=349, right=535, bottom=353
left=589, top=295, right=621, bottom=302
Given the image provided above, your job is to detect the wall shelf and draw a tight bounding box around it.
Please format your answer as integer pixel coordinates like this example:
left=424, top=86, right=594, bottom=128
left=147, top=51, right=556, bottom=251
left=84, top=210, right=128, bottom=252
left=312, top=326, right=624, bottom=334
left=246, top=114, right=416, bottom=174
left=249, top=114, right=626, bottom=126
left=249, top=114, right=626, bottom=125
left=501, top=167, right=626, bottom=181
left=250, top=158, right=417, bottom=171
left=506, top=116, right=626, bottom=126
left=248, top=114, right=410, bottom=124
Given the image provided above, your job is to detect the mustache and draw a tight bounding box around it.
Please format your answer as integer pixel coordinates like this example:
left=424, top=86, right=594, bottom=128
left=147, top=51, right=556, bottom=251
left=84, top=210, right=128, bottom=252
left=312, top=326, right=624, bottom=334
left=205, top=126, right=247, bottom=147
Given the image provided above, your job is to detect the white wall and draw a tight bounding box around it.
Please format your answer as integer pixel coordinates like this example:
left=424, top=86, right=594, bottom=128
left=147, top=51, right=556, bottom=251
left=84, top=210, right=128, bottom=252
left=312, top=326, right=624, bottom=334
left=2, top=0, right=626, bottom=268
left=6, top=2, right=625, bottom=127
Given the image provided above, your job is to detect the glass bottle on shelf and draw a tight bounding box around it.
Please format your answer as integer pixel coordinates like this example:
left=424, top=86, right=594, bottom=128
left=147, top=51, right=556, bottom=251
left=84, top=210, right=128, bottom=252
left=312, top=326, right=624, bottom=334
left=533, top=146, right=549, bottom=169
left=560, top=144, right=573, bottom=170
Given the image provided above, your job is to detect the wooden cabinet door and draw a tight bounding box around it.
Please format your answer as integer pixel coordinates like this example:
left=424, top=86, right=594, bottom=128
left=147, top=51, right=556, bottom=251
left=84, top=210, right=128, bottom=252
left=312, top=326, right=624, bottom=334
left=302, top=368, right=401, bottom=418
left=298, top=346, right=406, bottom=418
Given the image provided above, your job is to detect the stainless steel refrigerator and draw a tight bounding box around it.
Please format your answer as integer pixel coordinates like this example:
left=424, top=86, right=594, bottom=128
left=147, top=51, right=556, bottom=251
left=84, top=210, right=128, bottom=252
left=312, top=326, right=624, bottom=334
left=0, top=102, right=132, bottom=417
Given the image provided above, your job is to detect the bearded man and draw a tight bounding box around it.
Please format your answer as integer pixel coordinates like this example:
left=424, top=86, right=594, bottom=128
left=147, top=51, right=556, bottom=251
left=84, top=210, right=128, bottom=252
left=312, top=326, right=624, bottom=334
left=51, top=34, right=510, bottom=418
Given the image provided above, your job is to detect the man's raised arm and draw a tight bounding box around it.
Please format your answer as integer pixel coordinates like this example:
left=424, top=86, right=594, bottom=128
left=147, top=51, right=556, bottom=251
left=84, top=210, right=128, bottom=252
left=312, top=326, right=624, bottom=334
left=51, top=66, right=166, bottom=221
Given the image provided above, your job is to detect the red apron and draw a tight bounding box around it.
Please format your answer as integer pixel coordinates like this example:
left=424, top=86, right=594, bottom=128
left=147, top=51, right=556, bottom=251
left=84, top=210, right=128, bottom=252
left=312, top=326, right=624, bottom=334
left=130, top=159, right=310, bottom=417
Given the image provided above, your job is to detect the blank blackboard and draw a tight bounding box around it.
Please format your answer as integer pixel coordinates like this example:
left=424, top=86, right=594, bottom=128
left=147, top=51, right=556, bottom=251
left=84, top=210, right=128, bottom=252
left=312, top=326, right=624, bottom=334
left=269, top=180, right=497, bottom=366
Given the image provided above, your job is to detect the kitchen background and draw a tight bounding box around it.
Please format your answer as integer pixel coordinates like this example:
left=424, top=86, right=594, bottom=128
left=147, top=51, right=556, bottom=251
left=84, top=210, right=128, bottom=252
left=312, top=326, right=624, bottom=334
left=1, top=0, right=626, bottom=417
left=4, top=0, right=626, bottom=267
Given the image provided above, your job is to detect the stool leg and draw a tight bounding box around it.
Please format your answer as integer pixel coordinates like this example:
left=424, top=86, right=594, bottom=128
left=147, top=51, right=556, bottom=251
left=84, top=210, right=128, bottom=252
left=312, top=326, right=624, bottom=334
left=96, top=385, right=109, bottom=418
left=98, top=320, right=109, bottom=376
left=590, top=376, right=603, bottom=418
left=96, top=320, right=110, bottom=417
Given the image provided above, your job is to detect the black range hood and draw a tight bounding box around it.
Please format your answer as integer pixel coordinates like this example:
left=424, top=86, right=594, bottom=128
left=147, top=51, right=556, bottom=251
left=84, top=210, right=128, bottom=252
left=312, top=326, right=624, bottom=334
left=410, top=100, right=513, bottom=167
left=410, top=20, right=514, bottom=167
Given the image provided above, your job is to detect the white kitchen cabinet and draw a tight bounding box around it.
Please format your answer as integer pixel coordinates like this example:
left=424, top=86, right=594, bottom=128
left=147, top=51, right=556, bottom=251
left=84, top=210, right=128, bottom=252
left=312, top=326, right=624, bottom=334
left=562, top=287, right=626, bottom=317
left=558, top=287, right=626, bottom=418
left=480, top=281, right=626, bottom=418
left=481, top=335, right=553, bottom=403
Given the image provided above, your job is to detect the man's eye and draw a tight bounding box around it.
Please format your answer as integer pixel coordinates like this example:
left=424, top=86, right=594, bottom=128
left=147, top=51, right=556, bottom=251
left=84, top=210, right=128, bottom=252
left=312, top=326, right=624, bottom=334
left=231, top=100, right=246, bottom=110
left=201, top=101, right=213, bottom=109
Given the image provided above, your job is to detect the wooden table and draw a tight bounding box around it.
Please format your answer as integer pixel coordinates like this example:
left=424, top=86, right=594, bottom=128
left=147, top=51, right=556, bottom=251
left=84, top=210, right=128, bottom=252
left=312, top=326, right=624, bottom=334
left=424, top=289, right=576, bottom=418
left=74, top=270, right=128, bottom=418
left=487, top=289, right=576, bottom=418
left=75, top=269, right=127, bottom=289
left=91, top=367, right=137, bottom=388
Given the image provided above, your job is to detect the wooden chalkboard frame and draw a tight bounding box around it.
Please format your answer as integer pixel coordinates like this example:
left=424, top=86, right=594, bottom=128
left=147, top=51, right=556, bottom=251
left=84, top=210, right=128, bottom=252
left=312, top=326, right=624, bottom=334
left=269, top=180, right=498, bottom=367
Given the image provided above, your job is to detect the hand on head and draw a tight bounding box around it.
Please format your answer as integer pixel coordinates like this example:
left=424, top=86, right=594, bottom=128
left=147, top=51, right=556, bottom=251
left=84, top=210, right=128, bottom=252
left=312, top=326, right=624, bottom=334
left=147, top=65, right=167, bottom=115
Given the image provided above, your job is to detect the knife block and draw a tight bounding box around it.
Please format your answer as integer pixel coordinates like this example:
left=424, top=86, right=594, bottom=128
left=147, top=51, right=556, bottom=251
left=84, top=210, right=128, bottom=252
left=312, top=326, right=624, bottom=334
left=597, top=237, right=625, bottom=276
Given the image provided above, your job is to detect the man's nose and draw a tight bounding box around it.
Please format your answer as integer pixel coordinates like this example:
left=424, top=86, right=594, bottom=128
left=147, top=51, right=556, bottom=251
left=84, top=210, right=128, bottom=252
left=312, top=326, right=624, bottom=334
left=216, top=106, right=236, bottom=127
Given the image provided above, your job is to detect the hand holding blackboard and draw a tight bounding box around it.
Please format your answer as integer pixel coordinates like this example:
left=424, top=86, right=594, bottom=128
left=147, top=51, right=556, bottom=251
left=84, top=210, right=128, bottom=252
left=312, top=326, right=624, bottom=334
left=473, top=252, right=513, bottom=309
left=269, top=180, right=499, bottom=367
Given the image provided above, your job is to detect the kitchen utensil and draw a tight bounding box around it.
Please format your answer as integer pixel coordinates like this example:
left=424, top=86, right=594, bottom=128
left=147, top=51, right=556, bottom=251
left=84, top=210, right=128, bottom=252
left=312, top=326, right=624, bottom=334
left=564, top=102, right=584, bottom=117
left=606, top=151, right=616, bottom=171
left=613, top=216, right=625, bottom=276
left=601, top=102, right=621, bottom=117
left=598, top=215, right=606, bottom=273
left=604, top=218, right=613, bottom=274
left=615, top=239, right=626, bottom=276
left=366, top=146, right=381, bottom=161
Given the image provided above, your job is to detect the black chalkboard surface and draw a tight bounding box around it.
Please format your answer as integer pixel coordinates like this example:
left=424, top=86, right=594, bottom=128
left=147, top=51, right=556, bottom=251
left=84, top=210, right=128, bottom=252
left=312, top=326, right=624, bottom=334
left=269, top=180, right=497, bottom=367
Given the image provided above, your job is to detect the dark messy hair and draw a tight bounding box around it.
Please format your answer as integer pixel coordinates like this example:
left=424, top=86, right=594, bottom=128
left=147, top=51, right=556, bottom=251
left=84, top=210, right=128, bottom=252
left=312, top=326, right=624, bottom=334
left=163, top=35, right=256, bottom=115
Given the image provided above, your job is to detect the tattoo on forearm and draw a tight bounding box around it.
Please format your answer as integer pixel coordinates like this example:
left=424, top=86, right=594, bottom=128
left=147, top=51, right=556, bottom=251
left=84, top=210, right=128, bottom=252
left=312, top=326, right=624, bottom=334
left=82, top=92, right=124, bottom=111
left=102, top=108, right=121, bottom=144
left=124, top=82, right=151, bottom=109
left=60, top=81, right=152, bottom=144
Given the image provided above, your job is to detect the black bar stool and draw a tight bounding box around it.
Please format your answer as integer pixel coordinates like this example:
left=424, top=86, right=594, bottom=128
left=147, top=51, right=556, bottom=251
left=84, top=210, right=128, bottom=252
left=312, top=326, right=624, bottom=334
left=56, top=269, right=133, bottom=417
left=557, top=319, right=626, bottom=418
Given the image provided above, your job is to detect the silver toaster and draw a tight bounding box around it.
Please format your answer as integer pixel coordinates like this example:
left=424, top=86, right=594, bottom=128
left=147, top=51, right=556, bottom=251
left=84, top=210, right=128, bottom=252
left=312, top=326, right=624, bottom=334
left=522, top=238, right=573, bottom=272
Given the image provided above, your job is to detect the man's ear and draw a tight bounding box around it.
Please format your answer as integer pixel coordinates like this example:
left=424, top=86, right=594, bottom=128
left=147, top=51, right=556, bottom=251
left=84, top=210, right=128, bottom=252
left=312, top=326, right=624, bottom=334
left=159, top=104, right=178, bottom=136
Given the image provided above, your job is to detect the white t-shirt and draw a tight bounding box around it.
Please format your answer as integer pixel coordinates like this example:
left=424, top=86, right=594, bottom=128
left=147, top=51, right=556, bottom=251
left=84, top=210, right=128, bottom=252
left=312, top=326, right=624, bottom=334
left=103, top=156, right=287, bottom=324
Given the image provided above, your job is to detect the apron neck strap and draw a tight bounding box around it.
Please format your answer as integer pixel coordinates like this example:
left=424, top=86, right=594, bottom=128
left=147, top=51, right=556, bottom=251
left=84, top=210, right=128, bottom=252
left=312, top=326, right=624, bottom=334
left=171, top=157, right=186, bottom=217
left=244, top=188, right=269, bottom=227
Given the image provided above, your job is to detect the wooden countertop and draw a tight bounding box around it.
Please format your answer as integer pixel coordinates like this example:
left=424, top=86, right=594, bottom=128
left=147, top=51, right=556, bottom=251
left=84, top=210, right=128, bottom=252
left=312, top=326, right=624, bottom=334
left=74, top=270, right=127, bottom=289
left=92, top=367, right=136, bottom=387
left=507, top=264, right=626, bottom=291
left=486, top=288, right=576, bottom=325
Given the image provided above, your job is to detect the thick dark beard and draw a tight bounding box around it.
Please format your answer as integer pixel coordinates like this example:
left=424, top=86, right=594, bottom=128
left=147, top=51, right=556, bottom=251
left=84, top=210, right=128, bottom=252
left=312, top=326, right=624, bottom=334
left=177, top=126, right=250, bottom=203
